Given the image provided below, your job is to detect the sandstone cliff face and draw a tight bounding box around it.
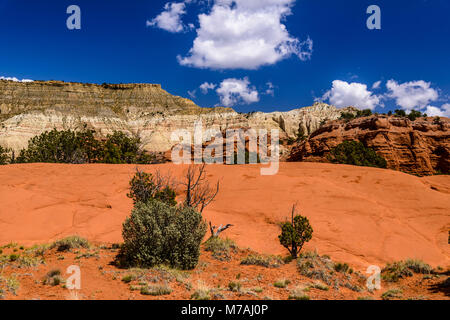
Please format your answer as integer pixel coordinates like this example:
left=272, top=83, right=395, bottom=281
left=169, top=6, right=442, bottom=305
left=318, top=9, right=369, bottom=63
left=288, top=116, right=450, bottom=176
left=0, top=80, right=347, bottom=154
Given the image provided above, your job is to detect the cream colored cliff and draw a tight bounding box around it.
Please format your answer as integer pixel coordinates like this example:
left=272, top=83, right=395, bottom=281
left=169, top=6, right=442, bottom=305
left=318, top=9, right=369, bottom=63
left=0, top=80, right=349, bottom=153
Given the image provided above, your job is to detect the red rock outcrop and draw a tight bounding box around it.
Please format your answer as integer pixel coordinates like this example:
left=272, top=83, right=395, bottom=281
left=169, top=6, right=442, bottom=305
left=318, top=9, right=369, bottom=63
left=288, top=116, right=450, bottom=176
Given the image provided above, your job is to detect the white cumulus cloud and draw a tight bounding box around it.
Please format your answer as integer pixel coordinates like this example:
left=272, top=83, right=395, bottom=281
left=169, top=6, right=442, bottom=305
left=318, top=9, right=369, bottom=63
left=147, top=2, right=187, bottom=33
left=321, top=80, right=381, bottom=110
left=177, top=0, right=313, bottom=69
left=216, top=77, right=259, bottom=107
left=372, top=81, right=382, bottom=89
left=265, top=82, right=275, bottom=96
left=199, top=82, right=216, bottom=94
left=0, top=76, right=33, bottom=83
left=425, top=104, right=450, bottom=117
left=386, top=80, right=438, bottom=111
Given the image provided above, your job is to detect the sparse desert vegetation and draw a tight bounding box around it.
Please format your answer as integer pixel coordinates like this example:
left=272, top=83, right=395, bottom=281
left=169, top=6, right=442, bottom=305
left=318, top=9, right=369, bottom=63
left=7, top=129, right=156, bottom=165
left=50, top=236, right=90, bottom=252
left=241, top=254, right=284, bottom=268
left=0, top=238, right=448, bottom=300
left=140, top=284, right=172, bottom=296
left=42, top=269, right=63, bottom=286
left=381, top=259, right=432, bottom=282
left=297, top=251, right=365, bottom=292
left=117, top=200, right=207, bottom=270
left=288, top=287, right=310, bottom=300
left=204, top=237, right=238, bottom=262
left=381, top=288, right=403, bottom=300
left=0, top=163, right=448, bottom=300
left=278, top=204, right=313, bottom=259
left=116, top=165, right=223, bottom=270
left=273, top=279, right=291, bottom=288
left=328, top=141, right=387, bottom=169
left=0, top=146, right=9, bottom=165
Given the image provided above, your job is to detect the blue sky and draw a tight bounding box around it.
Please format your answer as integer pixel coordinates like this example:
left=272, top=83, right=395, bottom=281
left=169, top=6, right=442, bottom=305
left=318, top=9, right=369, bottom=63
left=0, top=0, right=449, bottom=115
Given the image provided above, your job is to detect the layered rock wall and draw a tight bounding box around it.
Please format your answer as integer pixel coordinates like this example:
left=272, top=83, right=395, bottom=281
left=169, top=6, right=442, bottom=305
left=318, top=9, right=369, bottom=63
left=0, top=80, right=346, bottom=154
left=288, top=116, right=450, bottom=175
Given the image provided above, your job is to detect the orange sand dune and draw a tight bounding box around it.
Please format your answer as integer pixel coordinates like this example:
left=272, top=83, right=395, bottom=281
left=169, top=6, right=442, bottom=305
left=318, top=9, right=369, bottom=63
left=0, top=163, right=449, bottom=269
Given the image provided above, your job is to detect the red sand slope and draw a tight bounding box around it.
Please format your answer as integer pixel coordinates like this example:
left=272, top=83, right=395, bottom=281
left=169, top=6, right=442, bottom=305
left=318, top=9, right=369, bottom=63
left=0, top=163, right=448, bottom=269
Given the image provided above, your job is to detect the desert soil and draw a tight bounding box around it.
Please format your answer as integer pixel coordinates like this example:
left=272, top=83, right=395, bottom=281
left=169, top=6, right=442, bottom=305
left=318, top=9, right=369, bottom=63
left=0, top=163, right=448, bottom=300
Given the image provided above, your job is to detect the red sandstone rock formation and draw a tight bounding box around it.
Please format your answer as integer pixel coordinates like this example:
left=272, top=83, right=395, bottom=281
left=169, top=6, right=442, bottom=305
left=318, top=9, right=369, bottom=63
left=288, top=116, right=450, bottom=176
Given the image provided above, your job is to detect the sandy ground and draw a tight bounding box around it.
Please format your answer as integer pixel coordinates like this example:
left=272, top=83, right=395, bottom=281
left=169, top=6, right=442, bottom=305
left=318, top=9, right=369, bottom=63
left=0, top=163, right=449, bottom=270
left=1, top=243, right=448, bottom=301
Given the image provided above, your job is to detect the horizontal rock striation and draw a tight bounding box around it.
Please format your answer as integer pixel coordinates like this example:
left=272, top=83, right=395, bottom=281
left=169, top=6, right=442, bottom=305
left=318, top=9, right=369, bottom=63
left=0, top=80, right=347, bottom=154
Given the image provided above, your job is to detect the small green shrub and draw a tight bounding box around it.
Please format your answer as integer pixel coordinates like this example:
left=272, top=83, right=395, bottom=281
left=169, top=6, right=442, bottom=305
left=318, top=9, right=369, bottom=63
left=382, top=259, right=432, bottom=282
left=204, top=237, right=237, bottom=262
left=394, top=109, right=406, bottom=117
left=50, top=236, right=90, bottom=252
left=297, top=251, right=335, bottom=285
left=344, top=281, right=363, bottom=292
left=339, top=109, right=372, bottom=122
left=340, top=112, right=356, bottom=121
left=191, top=290, right=211, bottom=300
left=329, top=140, right=387, bottom=168
left=152, top=265, right=190, bottom=283
left=190, top=282, right=212, bottom=300
left=0, top=146, right=10, bottom=165
left=43, top=269, right=63, bottom=286
left=357, top=109, right=373, bottom=117
left=101, top=131, right=153, bottom=164
left=26, top=244, right=50, bottom=257
left=2, top=243, right=17, bottom=249
left=403, top=259, right=432, bottom=274
left=117, top=200, right=207, bottom=270
left=381, top=288, right=402, bottom=300
left=121, top=274, right=136, bottom=283
left=228, top=281, right=242, bottom=292
left=288, top=287, right=310, bottom=300
left=9, top=254, right=19, bottom=262
left=334, top=262, right=350, bottom=273
left=279, top=205, right=313, bottom=259
left=407, top=110, right=423, bottom=121
left=310, top=282, right=329, bottom=291
left=140, top=284, right=172, bottom=296
left=407, top=295, right=429, bottom=300
left=0, top=276, right=20, bottom=297
left=127, top=170, right=176, bottom=206
left=6, top=277, right=20, bottom=295
left=357, top=296, right=375, bottom=300
left=252, top=287, right=264, bottom=293
left=273, top=279, right=291, bottom=288
left=17, top=255, right=44, bottom=268
left=241, top=254, right=283, bottom=268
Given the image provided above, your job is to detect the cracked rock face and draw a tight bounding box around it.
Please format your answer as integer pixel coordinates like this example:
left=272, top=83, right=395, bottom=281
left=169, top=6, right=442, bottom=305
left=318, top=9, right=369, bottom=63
left=288, top=116, right=450, bottom=176
left=0, top=80, right=347, bottom=154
